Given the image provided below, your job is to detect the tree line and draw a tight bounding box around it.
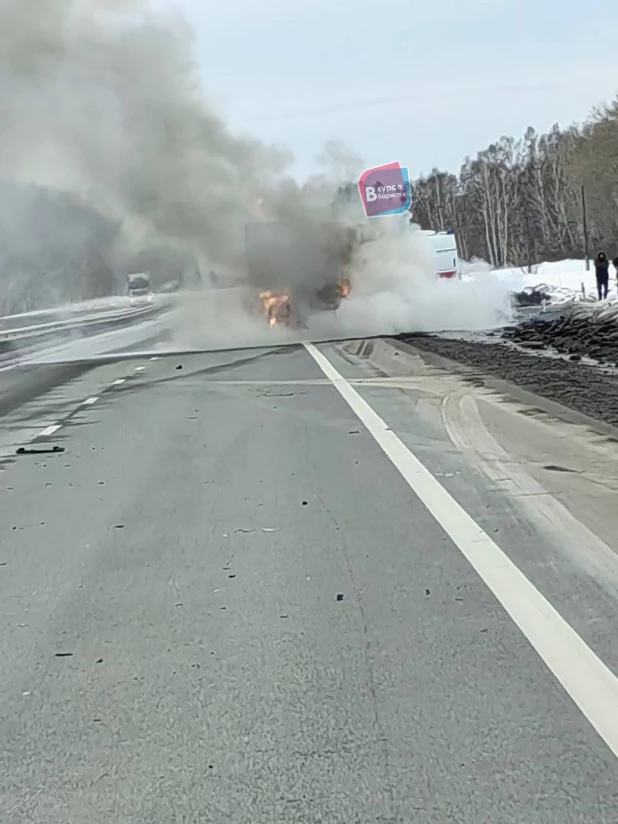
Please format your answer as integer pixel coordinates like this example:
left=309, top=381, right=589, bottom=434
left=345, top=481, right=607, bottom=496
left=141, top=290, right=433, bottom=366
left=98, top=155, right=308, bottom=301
left=409, top=96, right=618, bottom=267
left=0, top=183, right=123, bottom=315
left=0, top=183, right=198, bottom=315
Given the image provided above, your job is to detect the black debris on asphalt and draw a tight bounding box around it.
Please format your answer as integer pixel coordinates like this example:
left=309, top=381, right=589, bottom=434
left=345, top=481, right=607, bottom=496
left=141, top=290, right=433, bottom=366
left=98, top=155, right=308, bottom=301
left=16, top=446, right=65, bottom=455
left=544, top=464, right=575, bottom=473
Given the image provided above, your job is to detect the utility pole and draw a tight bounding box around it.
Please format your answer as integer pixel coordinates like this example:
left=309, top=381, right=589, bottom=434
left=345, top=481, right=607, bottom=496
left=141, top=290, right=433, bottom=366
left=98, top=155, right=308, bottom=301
left=581, top=184, right=590, bottom=271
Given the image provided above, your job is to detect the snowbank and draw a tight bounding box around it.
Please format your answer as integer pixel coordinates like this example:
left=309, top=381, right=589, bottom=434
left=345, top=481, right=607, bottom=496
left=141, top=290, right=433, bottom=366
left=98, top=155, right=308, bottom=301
left=464, top=258, right=618, bottom=305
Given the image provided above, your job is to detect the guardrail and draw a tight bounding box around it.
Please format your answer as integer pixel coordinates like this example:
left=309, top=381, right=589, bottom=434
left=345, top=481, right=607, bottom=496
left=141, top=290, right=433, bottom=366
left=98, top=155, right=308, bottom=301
left=1, top=305, right=155, bottom=338
left=0, top=302, right=168, bottom=363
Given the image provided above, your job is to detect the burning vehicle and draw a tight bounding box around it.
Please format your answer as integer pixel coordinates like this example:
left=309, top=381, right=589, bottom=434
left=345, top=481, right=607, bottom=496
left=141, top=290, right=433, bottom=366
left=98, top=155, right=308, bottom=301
left=244, top=219, right=357, bottom=328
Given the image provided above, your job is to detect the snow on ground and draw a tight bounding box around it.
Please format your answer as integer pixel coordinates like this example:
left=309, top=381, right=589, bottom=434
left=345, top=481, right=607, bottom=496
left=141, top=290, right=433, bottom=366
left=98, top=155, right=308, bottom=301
left=463, top=258, right=618, bottom=304
left=21, top=313, right=171, bottom=365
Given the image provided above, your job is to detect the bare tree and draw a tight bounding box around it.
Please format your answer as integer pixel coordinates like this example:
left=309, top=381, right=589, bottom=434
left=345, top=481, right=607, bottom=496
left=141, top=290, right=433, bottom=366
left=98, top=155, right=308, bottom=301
left=410, top=96, right=618, bottom=266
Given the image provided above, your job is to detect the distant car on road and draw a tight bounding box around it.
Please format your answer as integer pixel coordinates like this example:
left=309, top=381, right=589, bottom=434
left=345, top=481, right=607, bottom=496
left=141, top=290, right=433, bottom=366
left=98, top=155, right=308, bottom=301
left=127, top=272, right=153, bottom=303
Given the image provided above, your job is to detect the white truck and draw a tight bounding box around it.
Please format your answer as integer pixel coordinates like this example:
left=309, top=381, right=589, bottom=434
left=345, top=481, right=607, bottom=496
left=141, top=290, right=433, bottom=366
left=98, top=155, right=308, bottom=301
left=421, top=229, right=461, bottom=280
left=127, top=272, right=153, bottom=302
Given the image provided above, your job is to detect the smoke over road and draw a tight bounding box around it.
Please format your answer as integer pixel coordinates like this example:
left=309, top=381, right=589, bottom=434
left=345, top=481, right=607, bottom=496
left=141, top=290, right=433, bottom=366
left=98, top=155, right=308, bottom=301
left=0, top=0, right=511, bottom=345
left=0, top=0, right=293, bottom=273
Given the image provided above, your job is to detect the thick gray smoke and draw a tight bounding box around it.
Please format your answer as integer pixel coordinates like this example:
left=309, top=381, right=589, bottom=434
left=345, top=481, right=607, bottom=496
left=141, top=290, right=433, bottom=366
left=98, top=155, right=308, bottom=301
left=0, top=0, right=363, bottom=309
left=0, top=1, right=284, bottom=269
left=0, top=0, right=511, bottom=346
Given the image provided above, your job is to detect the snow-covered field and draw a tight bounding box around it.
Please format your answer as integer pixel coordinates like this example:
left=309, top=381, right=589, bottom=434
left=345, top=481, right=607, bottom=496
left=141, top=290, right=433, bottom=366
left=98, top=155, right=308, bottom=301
left=463, top=258, right=618, bottom=304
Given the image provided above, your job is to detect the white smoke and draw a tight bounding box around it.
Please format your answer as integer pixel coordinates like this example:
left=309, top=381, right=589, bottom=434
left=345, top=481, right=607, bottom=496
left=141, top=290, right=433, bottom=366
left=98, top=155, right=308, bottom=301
left=305, top=224, right=513, bottom=341
left=0, top=0, right=511, bottom=349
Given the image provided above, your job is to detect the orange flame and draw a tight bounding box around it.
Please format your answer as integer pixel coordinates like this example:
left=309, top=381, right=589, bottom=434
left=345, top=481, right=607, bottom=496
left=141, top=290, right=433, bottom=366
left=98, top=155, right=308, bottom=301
left=260, top=290, right=292, bottom=327
left=338, top=278, right=351, bottom=298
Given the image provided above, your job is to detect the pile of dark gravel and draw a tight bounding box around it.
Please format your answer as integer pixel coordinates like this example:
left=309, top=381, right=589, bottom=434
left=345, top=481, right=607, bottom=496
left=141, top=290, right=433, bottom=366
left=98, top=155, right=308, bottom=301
left=501, top=304, right=618, bottom=365
left=399, top=305, right=618, bottom=427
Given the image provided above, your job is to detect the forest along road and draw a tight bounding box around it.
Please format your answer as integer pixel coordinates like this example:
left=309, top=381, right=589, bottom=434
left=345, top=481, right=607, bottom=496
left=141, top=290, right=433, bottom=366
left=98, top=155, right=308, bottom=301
left=0, top=339, right=617, bottom=823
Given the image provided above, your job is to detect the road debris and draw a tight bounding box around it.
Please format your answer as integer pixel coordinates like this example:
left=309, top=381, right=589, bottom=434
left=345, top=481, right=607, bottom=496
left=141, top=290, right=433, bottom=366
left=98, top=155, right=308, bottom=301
left=16, top=446, right=64, bottom=455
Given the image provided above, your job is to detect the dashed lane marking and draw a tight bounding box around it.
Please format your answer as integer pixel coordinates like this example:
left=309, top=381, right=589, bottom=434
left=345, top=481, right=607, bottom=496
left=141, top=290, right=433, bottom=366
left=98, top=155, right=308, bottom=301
left=37, top=424, right=62, bottom=438
left=15, top=374, right=135, bottom=450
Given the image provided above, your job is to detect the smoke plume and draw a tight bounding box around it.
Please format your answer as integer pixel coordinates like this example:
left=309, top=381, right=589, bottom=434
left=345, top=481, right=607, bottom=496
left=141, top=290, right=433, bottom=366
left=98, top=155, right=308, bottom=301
left=0, top=0, right=298, bottom=274
left=0, top=0, right=511, bottom=344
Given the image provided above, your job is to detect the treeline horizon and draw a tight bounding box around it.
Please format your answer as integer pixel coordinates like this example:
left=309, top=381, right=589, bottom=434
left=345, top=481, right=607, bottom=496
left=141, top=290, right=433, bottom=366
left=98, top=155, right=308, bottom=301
left=409, top=95, right=618, bottom=268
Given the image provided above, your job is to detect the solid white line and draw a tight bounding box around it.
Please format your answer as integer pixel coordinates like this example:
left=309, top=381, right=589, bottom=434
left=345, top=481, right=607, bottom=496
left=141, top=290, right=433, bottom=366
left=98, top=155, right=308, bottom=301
left=112, top=379, right=126, bottom=385
left=38, top=424, right=61, bottom=437
left=303, top=341, right=618, bottom=759
left=83, top=396, right=99, bottom=405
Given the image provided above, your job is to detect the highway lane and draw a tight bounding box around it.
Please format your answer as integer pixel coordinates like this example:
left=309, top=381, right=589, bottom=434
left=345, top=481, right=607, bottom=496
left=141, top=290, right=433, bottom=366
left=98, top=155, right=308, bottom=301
left=0, top=341, right=617, bottom=823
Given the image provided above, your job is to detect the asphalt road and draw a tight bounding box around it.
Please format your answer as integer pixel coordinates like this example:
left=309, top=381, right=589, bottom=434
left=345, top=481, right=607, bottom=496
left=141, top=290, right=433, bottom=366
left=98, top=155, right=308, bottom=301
left=1, top=341, right=617, bottom=823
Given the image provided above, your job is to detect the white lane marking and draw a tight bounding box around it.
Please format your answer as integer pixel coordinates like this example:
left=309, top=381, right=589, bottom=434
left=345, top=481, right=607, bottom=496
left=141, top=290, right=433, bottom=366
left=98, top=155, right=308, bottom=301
left=112, top=379, right=126, bottom=386
left=134, top=366, right=146, bottom=372
left=303, top=341, right=618, bottom=759
left=38, top=424, right=61, bottom=437
left=83, top=396, right=99, bottom=405
left=149, top=356, right=159, bottom=361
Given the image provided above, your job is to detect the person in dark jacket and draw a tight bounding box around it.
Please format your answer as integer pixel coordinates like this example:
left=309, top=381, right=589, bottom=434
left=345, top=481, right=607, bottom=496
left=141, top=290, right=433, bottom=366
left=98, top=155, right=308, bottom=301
left=595, top=252, right=610, bottom=300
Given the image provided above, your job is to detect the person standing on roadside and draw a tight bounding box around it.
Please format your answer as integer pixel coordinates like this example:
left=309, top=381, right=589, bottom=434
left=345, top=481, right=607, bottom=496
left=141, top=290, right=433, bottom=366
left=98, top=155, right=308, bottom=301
left=595, top=251, right=610, bottom=300
left=613, top=256, right=618, bottom=293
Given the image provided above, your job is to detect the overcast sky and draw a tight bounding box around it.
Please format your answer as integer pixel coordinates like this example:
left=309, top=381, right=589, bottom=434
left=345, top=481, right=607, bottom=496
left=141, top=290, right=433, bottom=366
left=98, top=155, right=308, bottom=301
left=162, top=0, right=617, bottom=181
